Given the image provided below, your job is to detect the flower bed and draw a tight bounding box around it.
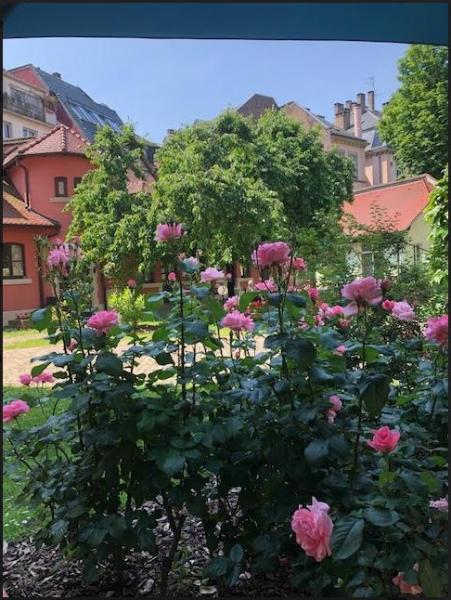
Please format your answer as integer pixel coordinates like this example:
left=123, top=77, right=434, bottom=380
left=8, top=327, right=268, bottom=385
left=3, top=231, right=448, bottom=598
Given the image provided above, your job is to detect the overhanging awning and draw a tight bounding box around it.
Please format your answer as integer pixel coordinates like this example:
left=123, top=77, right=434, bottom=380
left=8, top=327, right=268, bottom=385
left=3, top=2, right=448, bottom=45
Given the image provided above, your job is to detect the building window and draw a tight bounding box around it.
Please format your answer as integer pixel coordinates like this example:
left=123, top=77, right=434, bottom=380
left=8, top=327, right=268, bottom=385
left=73, top=177, right=82, bottom=189
left=3, top=243, right=26, bottom=278
left=3, top=122, right=13, bottom=138
left=348, top=152, right=359, bottom=179
left=144, top=270, right=155, bottom=283
left=23, top=127, right=38, bottom=138
left=54, top=177, right=68, bottom=197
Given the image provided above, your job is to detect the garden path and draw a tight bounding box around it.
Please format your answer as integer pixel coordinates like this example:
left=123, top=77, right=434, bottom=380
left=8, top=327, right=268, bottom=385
left=3, top=336, right=265, bottom=386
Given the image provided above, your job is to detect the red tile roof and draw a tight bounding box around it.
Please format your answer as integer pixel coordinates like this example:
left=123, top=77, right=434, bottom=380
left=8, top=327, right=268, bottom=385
left=343, top=175, right=437, bottom=233
left=3, top=185, right=57, bottom=227
left=3, top=125, right=89, bottom=166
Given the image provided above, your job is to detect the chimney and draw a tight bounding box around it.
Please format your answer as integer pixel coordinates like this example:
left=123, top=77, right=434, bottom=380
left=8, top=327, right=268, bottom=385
left=52, top=72, right=62, bottom=79
left=367, top=90, right=375, bottom=111
left=352, top=102, right=362, bottom=138
left=343, top=107, right=351, bottom=130
left=357, top=93, right=366, bottom=112
left=334, top=103, right=344, bottom=128
left=345, top=100, right=352, bottom=110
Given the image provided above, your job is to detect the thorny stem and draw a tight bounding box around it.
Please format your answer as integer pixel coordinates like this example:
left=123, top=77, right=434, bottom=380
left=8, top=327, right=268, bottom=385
left=178, top=276, right=187, bottom=403
left=352, top=306, right=368, bottom=479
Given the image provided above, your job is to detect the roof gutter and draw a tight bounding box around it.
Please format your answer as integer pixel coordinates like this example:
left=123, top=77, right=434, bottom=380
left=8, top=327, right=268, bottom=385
left=16, top=159, right=31, bottom=209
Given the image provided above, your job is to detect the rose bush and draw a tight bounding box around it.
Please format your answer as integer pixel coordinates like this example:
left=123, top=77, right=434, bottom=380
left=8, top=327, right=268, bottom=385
left=4, top=229, right=447, bottom=597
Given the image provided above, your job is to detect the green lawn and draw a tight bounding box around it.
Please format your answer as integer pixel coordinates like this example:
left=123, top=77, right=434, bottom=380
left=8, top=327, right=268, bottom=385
left=3, top=386, right=69, bottom=541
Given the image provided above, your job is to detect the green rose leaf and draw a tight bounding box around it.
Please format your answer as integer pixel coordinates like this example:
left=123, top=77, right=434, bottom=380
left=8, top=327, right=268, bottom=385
left=284, top=338, right=316, bottom=370
left=359, top=374, right=390, bottom=418
left=332, top=517, right=365, bottom=560
left=229, top=544, right=244, bottom=563
left=30, top=306, right=52, bottom=331
left=203, top=556, right=231, bottom=578
left=95, top=352, right=123, bottom=376
left=239, top=291, right=260, bottom=312
left=363, top=507, right=400, bottom=527
left=304, top=439, right=329, bottom=466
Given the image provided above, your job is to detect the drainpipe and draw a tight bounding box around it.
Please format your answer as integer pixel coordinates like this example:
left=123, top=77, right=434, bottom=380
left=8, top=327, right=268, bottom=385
left=17, top=160, right=31, bottom=208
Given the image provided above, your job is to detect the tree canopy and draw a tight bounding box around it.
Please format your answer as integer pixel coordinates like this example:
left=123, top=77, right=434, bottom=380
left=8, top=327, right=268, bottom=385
left=67, top=124, right=153, bottom=284
left=378, top=45, right=448, bottom=179
left=424, top=166, right=448, bottom=287
left=152, top=109, right=353, bottom=266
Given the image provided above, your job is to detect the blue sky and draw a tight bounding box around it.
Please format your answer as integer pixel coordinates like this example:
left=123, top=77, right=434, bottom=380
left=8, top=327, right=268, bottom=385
left=4, top=38, right=408, bottom=143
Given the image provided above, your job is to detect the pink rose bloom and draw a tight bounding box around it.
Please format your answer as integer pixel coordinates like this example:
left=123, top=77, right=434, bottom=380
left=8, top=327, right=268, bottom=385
left=154, top=222, right=183, bottom=242
left=293, top=257, right=307, bottom=271
left=255, top=278, right=278, bottom=293
left=329, top=395, right=343, bottom=412
left=200, top=267, right=225, bottom=282
left=382, top=299, right=395, bottom=311
left=291, top=497, right=333, bottom=562
left=424, top=315, right=448, bottom=347
left=307, top=287, right=319, bottom=302
left=314, top=315, right=325, bottom=327
left=224, top=296, right=239, bottom=311
left=33, top=371, right=54, bottom=384
left=392, top=301, right=415, bottom=322
left=168, top=272, right=177, bottom=282
left=127, top=278, right=136, bottom=288
left=68, top=339, right=78, bottom=352
left=429, top=497, right=448, bottom=512
left=341, top=276, right=382, bottom=316
left=252, top=242, right=291, bottom=268
left=298, top=318, right=309, bottom=331
left=47, top=247, right=70, bottom=268
left=335, top=345, right=346, bottom=354
left=19, top=373, right=32, bottom=386
left=184, top=256, right=199, bottom=269
left=324, top=305, right=344, bottom=319
left=234, top=349, right=241, bottom=360
left=392, top=570, right=423, bottom=596
left=3, top=400, right=30, bottom=423
left=338, top=318, right=350, bottom=329
left=367, top=426, right=400, bottom=453
left=87, top=310, right=119, bottom=334
left=221, top=310, right=255, bottom=332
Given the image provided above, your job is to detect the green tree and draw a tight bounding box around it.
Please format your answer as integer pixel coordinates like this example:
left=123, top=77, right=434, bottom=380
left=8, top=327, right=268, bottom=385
left=152, top=109, right=353, bottom=267
left=67, top=124, right=154, bottom=284
left=378, top=45, right=448, bottom=178
left=424, top=166, right=448, bottom=286
left=151, top=111, right=283, bottom=266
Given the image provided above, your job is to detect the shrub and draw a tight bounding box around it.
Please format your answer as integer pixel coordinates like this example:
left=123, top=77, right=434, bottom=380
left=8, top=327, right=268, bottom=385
left=4, top=227, right=448, bottom=598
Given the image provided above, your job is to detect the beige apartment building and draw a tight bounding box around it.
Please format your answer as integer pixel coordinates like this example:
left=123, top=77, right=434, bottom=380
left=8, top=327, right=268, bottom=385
left=3, top=69, right=57, bottom=140
left=237, top=92, right=397, bottom=191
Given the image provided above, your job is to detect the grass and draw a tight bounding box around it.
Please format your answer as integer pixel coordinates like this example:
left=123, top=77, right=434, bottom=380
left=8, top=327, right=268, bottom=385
left=3, top=386, right=69, bottom=541
left=3, top=338, right=52, bottom=351
left=3, top=328, right=42, bottom=339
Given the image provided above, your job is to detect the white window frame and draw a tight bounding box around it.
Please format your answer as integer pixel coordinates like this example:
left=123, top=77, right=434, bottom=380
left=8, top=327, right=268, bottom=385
left=23, top=127, right=38, bottom=138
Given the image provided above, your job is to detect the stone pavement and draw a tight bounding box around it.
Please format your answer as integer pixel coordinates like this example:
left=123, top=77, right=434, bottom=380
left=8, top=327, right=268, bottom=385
left=3, top=336, right=265, bottom=387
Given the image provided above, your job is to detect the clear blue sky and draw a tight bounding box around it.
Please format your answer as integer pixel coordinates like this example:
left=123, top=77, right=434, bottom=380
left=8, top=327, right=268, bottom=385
left=4, top=38, right=408, bottom=143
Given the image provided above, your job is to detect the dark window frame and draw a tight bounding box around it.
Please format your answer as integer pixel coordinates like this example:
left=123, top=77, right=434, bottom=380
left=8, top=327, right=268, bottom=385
left=54, top=176, right=68, bottom=197
left=73, top=177, right=82, bottom=190
left=3, top=243, right=26, bottom=279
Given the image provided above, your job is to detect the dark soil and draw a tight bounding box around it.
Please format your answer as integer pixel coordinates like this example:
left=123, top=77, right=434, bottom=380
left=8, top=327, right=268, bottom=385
left=3, top=510, right=299, bottom=599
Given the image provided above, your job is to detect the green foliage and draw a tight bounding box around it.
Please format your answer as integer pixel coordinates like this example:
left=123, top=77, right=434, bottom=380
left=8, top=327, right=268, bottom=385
left=6, top=237, right=448, bottom=598
left=424, top=167, right=448, bottom=287
left=378, top=45, right=448, bottom=178
left=152, top=109, right=353, bottom=265
left=67, top=124, right=153, bottom=284
left=109, top=287, right=145, bottom=328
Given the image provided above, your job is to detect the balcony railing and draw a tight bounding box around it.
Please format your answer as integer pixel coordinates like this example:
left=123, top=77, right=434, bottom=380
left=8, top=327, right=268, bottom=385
left=3, top=92, right=45, bottom=123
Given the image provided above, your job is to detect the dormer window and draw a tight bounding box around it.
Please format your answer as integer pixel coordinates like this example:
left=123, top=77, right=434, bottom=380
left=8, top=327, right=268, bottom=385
left=54, top=177, right=68, bottom=197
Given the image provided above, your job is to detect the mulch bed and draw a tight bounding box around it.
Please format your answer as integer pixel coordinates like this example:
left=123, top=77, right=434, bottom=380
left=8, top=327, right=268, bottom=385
left=3, top=508, right=299, bottom=599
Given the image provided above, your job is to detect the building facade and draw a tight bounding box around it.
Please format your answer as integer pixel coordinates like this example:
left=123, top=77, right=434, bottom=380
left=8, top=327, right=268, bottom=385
left=342, top=174, right=436, bottom=276
left=3, top=69, right=57, bottom=140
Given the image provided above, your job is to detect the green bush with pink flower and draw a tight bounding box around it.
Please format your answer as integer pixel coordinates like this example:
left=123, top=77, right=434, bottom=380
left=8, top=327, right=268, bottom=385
left=3, top=226, right=448, bottom=597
